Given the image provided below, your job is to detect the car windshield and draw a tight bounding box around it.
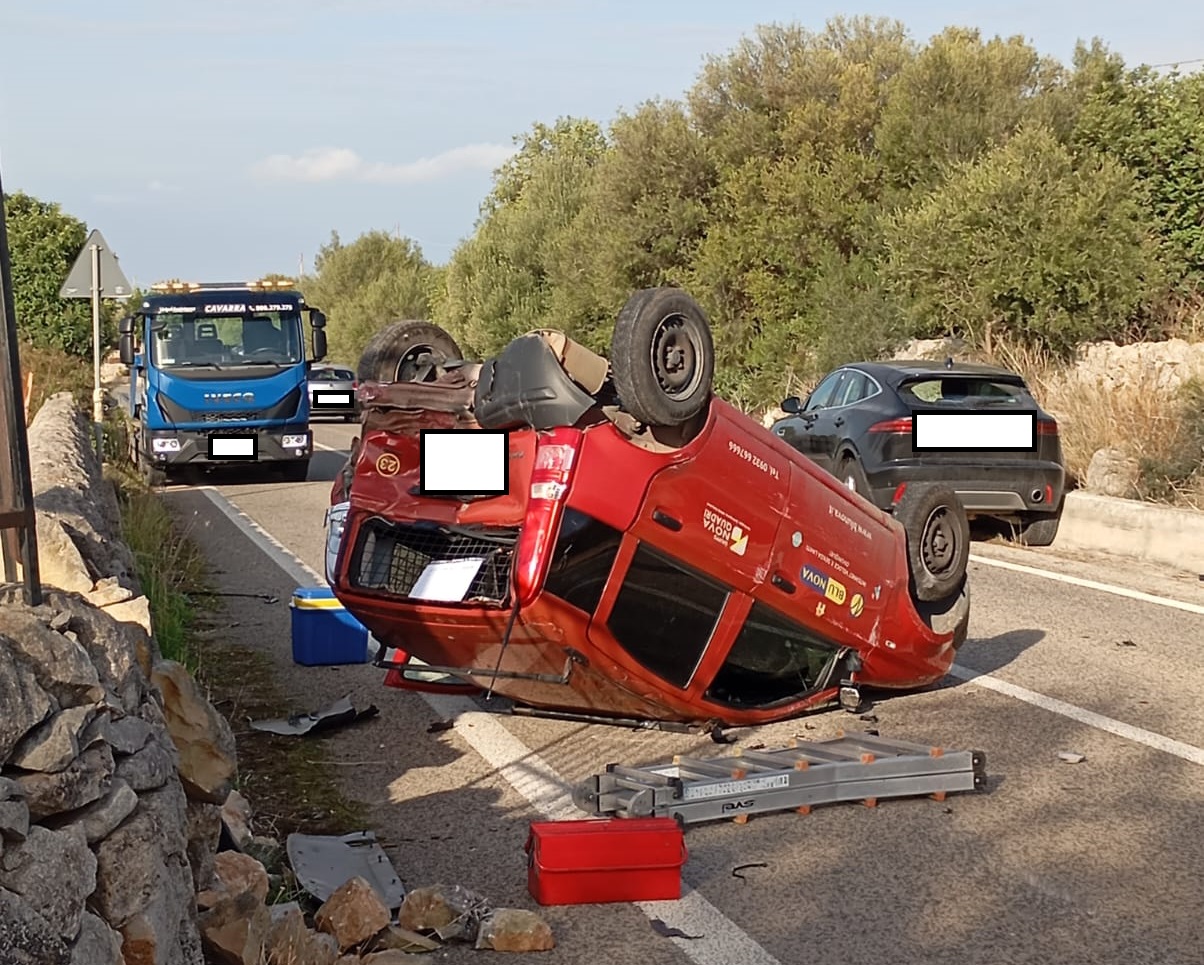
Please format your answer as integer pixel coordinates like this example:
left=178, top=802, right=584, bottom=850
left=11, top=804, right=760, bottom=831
left=899, top=375, right=1032, bottom=407
left=149, top=310, right=303, bottom=369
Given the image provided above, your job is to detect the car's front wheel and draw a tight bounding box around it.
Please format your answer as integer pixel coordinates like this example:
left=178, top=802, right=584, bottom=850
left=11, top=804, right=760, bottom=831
left=357, top=320, right=463, bottom=384
left=893, top=484, right=970, bottom=603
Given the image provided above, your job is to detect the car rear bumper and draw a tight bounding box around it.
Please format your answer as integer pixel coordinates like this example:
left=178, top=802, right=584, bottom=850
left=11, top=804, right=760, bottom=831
left=865, top=462, right=1065, bottom=517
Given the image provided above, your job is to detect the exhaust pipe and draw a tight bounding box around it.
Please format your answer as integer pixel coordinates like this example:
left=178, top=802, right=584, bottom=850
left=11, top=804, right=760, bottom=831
left=1031, top=488, right=1044, bottom=503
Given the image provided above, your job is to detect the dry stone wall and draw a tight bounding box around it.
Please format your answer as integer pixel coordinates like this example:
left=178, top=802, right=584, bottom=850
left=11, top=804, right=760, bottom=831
left=1, top=394, right=234, bottom=965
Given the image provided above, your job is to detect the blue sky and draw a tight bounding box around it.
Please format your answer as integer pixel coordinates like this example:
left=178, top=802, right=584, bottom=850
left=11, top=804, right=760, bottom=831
left=1, top=0, right=1201, bottom=288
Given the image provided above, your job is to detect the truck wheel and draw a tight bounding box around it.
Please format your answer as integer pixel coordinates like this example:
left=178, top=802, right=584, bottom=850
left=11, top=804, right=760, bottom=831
left=893, top=484, right=969, bottom=603
left=914, top=578, right=970, bottom=651
left=357, top=321, right=462, bottom=384
left=611, top=287, right=714, bottom=428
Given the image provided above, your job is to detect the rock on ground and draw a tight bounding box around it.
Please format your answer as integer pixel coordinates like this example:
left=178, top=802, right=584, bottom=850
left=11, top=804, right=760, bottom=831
left=198, top=891, right=271, bottom=965
left=475, top=908, right=555, bottom=953
left=151, top=660, right=237, bottom=804
left=1086, top=447, right=1142, bottom=499
left=315, top=876, right=391, bottom=952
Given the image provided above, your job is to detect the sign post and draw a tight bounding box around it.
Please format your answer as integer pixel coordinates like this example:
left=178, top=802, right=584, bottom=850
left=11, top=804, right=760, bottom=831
left=61, top=228, right=132, bottom=455
left=0, top=165, right=43, bottom=604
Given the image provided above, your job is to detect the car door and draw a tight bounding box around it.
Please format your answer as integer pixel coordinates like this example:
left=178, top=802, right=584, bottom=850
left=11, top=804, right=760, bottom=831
left=809, top=369, right=873, bottom=468
left=774, top=370, right=846, bottom=465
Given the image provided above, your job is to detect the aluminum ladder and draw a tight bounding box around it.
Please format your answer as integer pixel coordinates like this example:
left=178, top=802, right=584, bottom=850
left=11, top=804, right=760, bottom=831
left=572, top=730, right=987, bottom=826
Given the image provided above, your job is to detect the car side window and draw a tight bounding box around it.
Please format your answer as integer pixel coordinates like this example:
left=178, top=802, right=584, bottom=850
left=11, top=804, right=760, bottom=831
left=835, top=370, right=871, bottom=407
left=606, top=543, right=728, bottom=690
left=804, top=372, right=846, bottom=411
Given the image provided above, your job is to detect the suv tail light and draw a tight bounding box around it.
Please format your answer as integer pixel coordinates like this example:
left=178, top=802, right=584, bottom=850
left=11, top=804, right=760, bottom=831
left=514, top=428, right=582, bottom=606
left=869, top=417, right=913, bottom=434
left=1037, top=418, right=1058, bottom=435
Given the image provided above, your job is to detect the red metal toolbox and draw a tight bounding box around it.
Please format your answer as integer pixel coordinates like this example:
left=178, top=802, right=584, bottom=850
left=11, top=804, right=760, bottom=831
left=525, top=817, right=687, bottom=905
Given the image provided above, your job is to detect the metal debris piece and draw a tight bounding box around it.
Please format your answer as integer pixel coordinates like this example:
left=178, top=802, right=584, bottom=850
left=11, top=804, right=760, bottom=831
left=286, top=830, right=405, bottom=909
left=731, top=862, right=768, bottom=882
left=1058, top=752, right=1087, bottom=764
left=250, top=694, right=379, bottom=737
left=650, top=919, right=702, bottom=940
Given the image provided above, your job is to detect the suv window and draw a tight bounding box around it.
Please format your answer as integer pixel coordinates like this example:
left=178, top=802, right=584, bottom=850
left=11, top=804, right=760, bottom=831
left=834, top=370, right=872, bottom=407
left=704, top=601, right=840, bottom=708
left=606, top=544, right=728, bottom=690
left=899, top=376, right=1031, bottom=406
left=805, top=371, right=846, bottom=411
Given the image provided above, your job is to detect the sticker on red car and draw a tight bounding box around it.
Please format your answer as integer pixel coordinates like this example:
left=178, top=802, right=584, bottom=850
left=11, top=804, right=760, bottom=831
left=702, top=503, right=750, bottom=556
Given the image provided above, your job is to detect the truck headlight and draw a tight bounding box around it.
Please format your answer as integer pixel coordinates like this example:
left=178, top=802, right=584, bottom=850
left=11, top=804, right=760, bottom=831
left=282, top=434, right=308, bottom=448
left=152, top=438, right=181, bottom=453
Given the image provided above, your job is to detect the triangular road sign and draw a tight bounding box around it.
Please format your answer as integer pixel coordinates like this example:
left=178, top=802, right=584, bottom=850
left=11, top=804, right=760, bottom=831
left=59, top=229, right=133, bottom=299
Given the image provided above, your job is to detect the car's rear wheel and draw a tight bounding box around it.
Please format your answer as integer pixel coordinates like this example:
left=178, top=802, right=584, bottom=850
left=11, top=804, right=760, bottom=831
left=357, top=321, right=462, bottom=384
left=893, top=484, right=970, bottom=603
left=835, top=454, right=870, bottom=500
left=611, top=287, right=714, bottom=428
left=1013, top=507, right=1061, bottom=547
left=914, top=577, right=970, bottom=650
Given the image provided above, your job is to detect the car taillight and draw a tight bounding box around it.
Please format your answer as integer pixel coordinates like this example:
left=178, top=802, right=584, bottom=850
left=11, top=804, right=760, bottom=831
left=891, top=483, right=907, bottom=505
left=869, top=417, right=913, bottom=434
left=513, top=428, right=582, bottom=607
left=1037, top=418, right=1058, bottom=435
left=352, top=380, right=358, bottom=390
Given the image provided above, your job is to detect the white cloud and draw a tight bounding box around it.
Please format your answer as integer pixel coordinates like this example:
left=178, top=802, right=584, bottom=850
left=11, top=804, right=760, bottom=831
left=249, top=143, right=515, bottom=185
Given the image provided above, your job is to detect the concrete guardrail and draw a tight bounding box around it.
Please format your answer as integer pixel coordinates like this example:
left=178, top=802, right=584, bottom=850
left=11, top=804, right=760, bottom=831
left=1057, top=490, right=1204, bottom=574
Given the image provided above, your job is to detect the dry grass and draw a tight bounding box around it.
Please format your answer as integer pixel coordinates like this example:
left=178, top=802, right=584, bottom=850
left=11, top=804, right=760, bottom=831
left=984, top=337, right=1204, bottom=508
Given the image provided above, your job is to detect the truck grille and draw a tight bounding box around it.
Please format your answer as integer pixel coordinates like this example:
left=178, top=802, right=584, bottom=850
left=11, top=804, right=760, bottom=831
left=350, top=518, right=518, bottom=605
left=200, top=410, right=261, bottom=423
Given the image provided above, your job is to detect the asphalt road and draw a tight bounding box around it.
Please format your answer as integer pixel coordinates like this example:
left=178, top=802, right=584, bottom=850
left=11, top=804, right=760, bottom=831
left=161, top=416, right=1204, bottom=965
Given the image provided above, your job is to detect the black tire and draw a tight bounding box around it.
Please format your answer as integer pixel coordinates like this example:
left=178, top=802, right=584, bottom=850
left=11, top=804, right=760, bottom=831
left=279, top=460, right=310, bottom=483
left=835, top=454, right=871, bottom=500
left=893, top=484, right=970, bottom=603
left=611, top=287, right=714, bottom=427
left=357, top=320, right=462, bottom=384
left=914, top=579, right=971, bottom=651
left=1014, top=508, right=1061, bottom=547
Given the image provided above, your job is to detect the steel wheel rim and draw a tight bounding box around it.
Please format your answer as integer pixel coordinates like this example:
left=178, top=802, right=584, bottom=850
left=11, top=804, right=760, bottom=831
left=395, top=343, right=437, bottom=382
left=921, top=505, right=957, bottom=577
left=649, top=313, right=704, bottom=399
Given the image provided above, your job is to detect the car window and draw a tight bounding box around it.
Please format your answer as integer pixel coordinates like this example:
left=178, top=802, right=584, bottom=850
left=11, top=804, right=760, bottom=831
left=544, top=509, right=623, bottom=616
left=834, top=370, right=872, bottom=407
left=335, top=369, right=354, bottom=381
left=899, top=376, right=1032, bottom=406
left=704, top=601, right=840, bottom=708
left=606, top=543, right=728, bottom=689
left=805, top=371, right=846, bottom=411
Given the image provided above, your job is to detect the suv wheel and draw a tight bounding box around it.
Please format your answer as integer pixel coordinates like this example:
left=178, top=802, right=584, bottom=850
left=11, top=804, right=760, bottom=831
left=357, top=321, right=462, bottom=384
left=893, top=484, right=970, bottom=603
left=1014, top=508, right=1061, bottom=547
left=611, top=287, right=714, bottom=428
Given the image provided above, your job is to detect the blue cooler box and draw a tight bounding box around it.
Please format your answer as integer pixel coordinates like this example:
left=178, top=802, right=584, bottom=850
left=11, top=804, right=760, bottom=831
left=290, top=587, right=370, bottom=666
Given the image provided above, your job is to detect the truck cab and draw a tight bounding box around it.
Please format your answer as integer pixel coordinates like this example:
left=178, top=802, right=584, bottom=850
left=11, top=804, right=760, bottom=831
left=118, top=279, right=328, bottom=484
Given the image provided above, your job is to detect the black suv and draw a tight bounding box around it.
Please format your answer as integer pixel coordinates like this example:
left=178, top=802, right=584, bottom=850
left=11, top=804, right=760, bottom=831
left=771, top=360, right=1065, bottom=546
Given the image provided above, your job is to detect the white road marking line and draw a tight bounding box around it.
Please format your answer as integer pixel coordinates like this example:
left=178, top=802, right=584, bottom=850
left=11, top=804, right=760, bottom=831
left=969, top=553, right=1204, bottom=616
left=947, top=664, right=1204, bottom=766
left=313, top=442, right=345, bottom=453
left=198, top=487, right=326, bottom=589
left=203, top=486, right=783, bottom=965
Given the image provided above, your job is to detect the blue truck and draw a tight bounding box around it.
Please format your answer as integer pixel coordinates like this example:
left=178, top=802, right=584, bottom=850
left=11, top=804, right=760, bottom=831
left=117, top=279, right=328, bottom=485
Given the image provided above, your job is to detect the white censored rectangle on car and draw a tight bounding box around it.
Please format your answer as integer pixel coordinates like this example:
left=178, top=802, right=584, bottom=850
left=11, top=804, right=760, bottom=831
left=419, top=430, right=509, bottom=496
left=208, top=435, right=258, bottom=459
left=913, top=410, right=1037, bottom=452
left=312, top=390, right=352, bottom=408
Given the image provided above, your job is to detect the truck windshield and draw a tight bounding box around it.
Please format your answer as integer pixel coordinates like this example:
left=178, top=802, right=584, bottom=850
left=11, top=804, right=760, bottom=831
left=149, top=311, right=303, bottom=369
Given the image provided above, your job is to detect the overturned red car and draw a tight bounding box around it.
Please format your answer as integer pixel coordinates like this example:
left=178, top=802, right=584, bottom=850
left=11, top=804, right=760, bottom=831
left=327, top=288, right=971, bottom=728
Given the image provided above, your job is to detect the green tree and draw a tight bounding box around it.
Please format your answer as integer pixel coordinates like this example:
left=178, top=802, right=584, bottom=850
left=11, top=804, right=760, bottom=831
left=1073, top=63, right=1204, bottom=283
left=297, top=230, right=436, bottom=364
left=881, top=125, right=1167, bottom=355
left=435, top=117, right=609, bottom=355
left=4, top=191, right=95, bottom=355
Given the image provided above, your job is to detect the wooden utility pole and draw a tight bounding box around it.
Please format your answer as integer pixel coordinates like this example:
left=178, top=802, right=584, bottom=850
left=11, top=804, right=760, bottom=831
left=0, top=165, right=43, bottom=604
